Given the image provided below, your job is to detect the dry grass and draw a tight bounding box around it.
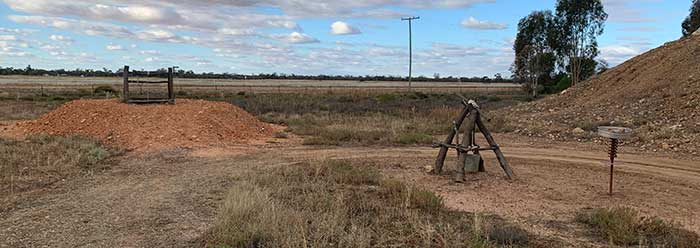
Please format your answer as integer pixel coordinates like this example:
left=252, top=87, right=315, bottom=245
left=576, top=207, right=700, bottom=247
left=238, top=92, right=522, bottom=146
left=3, top=91, right=523, bottom=147
left=0, top=100, right=63, bottom=121
left=0, top=135, right=114, bottom=196
left=207, top=160, right=531, bottom=247
left=261, top=108, right=460, bottom=146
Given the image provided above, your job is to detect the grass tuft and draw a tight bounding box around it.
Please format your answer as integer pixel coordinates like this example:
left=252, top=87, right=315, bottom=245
left=576, top=207, right=700, bottom=247
left=207, top=160, right=530, bottom=247
left=0, top=135, right=114, bottom=195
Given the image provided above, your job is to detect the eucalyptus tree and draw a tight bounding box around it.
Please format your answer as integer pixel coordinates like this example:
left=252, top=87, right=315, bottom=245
left=554, top=0, right=607, bottom=86
left=513, top=10, right=557, bottom=97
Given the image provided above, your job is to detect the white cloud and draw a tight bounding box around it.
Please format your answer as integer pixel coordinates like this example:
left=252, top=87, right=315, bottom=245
left=602, top=0, right=657, bottom=23
left=139, top=50, right=160, bottom=55
left=49, top=34, right=73, bottom=43
left=10, top=15, right=134, bottom=38
left=40, top=44, right=62, bottom=52
left=106, top=44, right=124, bottom=51
left=460, top=17, right=507, bottom=30
left=275, top=32, right=319, bottom=44
left=330, top=21, right=361, bottom=35
left=1, top=0, right=518, bottom=76
left=136, top=29, right=176, bottom=41
left=0, top=27, right=37, bottom=35
left=0, top=35, right=18, bottom=41
left=600, top=45, right=642, bottom=64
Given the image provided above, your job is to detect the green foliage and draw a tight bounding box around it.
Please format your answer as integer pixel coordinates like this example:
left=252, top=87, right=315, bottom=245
left=513, top=10, right=557, bottom=89
left=376, top=93, right=399, bottom=103
left=553, top=75, right=571, bottom=92
left=682, top=0, right=700, bottom=37
left=93, top=85, right=116, bottom=96
left=554, top=0, right=608, bottom=85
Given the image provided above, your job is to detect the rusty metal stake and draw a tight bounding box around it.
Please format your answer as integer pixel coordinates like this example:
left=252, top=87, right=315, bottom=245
left=598, top=126, right=631, bottom=196
left=608, top=138, right=619, bottom=195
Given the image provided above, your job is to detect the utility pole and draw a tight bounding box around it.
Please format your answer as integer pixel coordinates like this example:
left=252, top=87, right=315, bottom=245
left=401, top=16, right=419, bottom=91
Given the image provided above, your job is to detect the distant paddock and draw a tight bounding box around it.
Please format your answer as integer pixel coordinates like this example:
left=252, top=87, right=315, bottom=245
left=0, top=76, right=523, bottom=96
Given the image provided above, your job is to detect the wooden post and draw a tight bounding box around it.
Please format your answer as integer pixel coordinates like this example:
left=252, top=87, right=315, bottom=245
left=434, top=101, right=470, bottom=174
left=122, top=65, right=129, bottom=102
left=476, top=116, right=515, bottom=179
left=455, top=106, right=478, bottom=182
left=167, top=67, right=174, bottom=104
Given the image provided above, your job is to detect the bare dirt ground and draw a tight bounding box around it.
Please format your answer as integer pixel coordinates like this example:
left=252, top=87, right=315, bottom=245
left=1, top=133, right=698, bottom=247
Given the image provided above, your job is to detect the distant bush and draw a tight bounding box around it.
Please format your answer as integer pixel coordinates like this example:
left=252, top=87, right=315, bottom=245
left=553, top=76, right=572, bottom=92
left=93, top=85, right=116, bottom=96
left=176, top=90, right=188, bottom=97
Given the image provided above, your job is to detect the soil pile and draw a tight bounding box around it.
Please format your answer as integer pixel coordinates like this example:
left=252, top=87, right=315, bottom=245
left=503, top=35, right=700, bottom=154
left=18, top=99, right=274, bottom=151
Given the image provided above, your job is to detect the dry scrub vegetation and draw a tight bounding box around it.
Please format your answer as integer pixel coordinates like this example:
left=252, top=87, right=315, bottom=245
left=576, top=207, right=700, bottom=247
left=0, top=135, right=114, bottom=207
left=230, top=92, right=520, bottom=146
left=207, top=160, right=531, bottom=247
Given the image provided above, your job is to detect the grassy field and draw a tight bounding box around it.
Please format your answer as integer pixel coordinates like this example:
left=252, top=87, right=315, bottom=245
left=207, top=160, right=531, bottom=247
left=2, top=85, right=699, bottom=247
left=0, top=76, right=522, bottom=96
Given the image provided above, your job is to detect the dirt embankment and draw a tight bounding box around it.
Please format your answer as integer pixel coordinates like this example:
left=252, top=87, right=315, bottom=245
left=15, top=99, right=275, bottom=152
left=503, top=35, right=700, bottom=154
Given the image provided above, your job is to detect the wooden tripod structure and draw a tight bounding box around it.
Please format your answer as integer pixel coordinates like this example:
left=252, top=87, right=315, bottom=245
left=433, top=99, right=514, bottom=181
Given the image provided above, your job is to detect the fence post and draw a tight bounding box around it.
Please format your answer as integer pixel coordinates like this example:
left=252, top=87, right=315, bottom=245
left=168, top=67, right=174, bottom=103
left=122, top=65, right=129, bottom=102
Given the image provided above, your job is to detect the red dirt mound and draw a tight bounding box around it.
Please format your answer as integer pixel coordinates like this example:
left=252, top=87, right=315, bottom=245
left=17, top=99, right=274, bottom=151
left=503, top=35, right=700, bottom=154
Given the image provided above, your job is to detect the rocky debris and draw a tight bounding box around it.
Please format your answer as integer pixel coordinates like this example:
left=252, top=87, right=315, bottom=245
left=501, top=35, right=700, bottom=154
left=17, top=99, right=274, bottom=152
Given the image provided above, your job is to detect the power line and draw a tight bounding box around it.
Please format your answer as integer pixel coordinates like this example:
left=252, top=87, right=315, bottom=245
left=401, top=16, right=419, bottom=92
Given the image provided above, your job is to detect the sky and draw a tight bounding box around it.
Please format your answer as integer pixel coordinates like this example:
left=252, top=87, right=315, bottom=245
left=0, top=0, right=692, bottom=77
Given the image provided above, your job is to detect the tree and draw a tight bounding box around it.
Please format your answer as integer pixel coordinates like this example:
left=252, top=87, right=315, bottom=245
left=512, top=10, right=557, bottom=97
left=554, top=0, right=607, bottom=86
left=683, top=0, right=700, bottom=37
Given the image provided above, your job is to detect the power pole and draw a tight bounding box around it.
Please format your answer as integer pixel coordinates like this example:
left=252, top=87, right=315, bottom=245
left=401, top=16, right=419, bottom=91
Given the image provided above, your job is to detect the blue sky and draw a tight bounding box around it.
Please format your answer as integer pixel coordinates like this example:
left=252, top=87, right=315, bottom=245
left=0, top=0, right=692, bottom=77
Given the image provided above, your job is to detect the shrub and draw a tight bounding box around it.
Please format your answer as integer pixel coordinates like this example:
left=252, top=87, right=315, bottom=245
left=375, top=93, right=399, bottom=103
left=487, top=224, right=530, bottom=246
left=93, top=85, right=116, bottom=96
left=576, top=207, right=700, bottom=247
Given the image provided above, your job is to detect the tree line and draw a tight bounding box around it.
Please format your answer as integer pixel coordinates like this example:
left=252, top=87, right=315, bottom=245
left=0, top=65, right=513, bottom=83
left=513, top=0, right=700, bottom=97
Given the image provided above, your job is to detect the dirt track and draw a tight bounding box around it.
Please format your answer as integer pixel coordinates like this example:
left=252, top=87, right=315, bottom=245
left=1, top=135, right=699, bottom=247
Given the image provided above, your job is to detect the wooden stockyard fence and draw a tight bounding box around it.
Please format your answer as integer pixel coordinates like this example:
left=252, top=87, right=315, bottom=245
left=122, top=65, right=175, bottom=104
